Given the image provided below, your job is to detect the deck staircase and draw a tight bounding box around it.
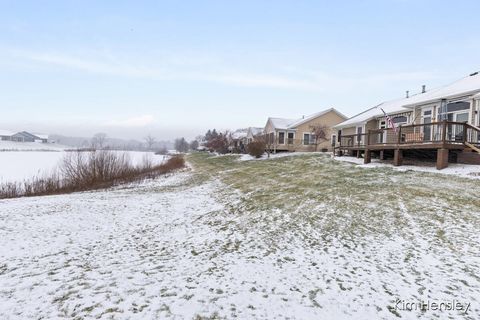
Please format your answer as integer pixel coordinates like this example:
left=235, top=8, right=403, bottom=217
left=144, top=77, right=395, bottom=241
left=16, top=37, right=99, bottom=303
left=464, top=142, right=480, bottom=154
left=459, top=125, right=480, bottom=164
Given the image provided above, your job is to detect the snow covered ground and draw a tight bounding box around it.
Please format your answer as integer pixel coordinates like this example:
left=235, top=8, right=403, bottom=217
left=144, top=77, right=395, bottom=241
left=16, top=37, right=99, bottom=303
left=0, top=151, right=167, bottom=184
left=334, top=155, right=480, bottom=179
left=0, top=140, right=69, bottom=151
left=0, top=153, right=479, bottom=319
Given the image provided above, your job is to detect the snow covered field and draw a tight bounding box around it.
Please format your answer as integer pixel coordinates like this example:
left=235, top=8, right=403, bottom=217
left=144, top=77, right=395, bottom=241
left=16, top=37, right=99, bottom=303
left=0, top=140, right=69, bottom=151
left=0, top=151, right=167, bottom=184
left=0, top=153, right=479, bottom=319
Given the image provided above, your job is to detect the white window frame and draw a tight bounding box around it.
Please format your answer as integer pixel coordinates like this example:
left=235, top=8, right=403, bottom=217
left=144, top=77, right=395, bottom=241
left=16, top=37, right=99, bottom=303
left=476, top=100, right=480, bottom=126
left=421, top=107, right=434, bottom=123
left=287, top=131, right=295, bottom=145
left=303, top=132, right=315, bottom=145
left=445, top=106, right=471, bottom=123
left=421, top=107, right=434, bottom=141
left=277, top=131, right=286, bottom=145
left=303, top=132, right=310, bottom=145
left=391, top=115, right=409, bottom=126
left=356, top=125, right=364, bottom=143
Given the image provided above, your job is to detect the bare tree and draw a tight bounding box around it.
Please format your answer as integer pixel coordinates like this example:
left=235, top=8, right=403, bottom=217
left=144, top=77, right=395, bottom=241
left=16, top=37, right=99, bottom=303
left=144, top=134, right=156, bottom=151
left=310, top=124, right=329, bottom=151
left=91, top=133, right=107, bottom=150
left=263, top=132, right=274, bottom=158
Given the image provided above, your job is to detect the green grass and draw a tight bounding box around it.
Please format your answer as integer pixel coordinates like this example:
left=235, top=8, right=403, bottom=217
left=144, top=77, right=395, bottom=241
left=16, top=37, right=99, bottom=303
left=187, top=152, right=480, bottom=249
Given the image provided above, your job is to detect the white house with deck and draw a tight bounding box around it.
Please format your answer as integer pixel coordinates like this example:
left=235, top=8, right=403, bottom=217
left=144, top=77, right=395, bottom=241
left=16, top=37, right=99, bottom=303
left=334, top=71, right=480, bottom=169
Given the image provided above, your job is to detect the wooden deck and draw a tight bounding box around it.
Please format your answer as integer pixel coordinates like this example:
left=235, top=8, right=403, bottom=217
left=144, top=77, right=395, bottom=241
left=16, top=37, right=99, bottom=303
left=336, top=121, right=480, bottom=169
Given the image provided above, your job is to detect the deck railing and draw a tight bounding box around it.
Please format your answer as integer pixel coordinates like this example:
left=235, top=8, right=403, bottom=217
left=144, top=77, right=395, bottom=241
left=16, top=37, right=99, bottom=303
left=338, top=121, right=480, bottom=149
left=339, top=133, right=367, bottom=148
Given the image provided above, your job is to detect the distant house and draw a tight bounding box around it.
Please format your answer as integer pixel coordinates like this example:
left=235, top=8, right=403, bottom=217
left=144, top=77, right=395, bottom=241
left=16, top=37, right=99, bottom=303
left=11, top=131, right=49, bottom=143
left=264, top=108, right=348, bottom=153
left=245, top=127, right=263, bottom=144
left=32, top=133, right=49, bottom=143
left=0, top=130, right=14, bottom=141
left=229, top=128, right=249, bottom=153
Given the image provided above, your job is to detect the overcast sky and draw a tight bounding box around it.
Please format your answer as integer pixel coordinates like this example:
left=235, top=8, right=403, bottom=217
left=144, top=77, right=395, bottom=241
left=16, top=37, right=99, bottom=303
left=1, top=0, right=479, bottom=140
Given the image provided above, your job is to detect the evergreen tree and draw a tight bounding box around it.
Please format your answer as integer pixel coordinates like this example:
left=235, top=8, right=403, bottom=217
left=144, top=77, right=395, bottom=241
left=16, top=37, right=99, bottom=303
left=205, top=129, right=212, bottom=142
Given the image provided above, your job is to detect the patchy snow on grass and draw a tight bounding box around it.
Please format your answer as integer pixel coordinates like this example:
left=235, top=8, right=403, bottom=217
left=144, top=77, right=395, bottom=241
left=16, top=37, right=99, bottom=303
left=1, top=153, right=479, bottom=319
left=238, top=151, right=331, bottom=162
left=334, top=155, right=480, bottom=179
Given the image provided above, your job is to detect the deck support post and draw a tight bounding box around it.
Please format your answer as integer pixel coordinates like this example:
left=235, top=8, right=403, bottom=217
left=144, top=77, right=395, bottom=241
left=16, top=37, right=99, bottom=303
left=379, top=150, right=385, bottom=160
left=393, top=149, right=403, bottom=166
left=436, top=148, right=449, bottom=170
left=356, top=150, right=361, bottom=158
left=364, top=149, right=371, bottom=164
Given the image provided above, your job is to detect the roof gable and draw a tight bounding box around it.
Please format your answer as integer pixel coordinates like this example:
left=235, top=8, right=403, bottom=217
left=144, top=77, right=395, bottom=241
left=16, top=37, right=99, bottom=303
left=267, top=117, right=299, bottom=130
left=287, top=108, right=347, bottom=129
left=247, top=127, right=263, bottom=137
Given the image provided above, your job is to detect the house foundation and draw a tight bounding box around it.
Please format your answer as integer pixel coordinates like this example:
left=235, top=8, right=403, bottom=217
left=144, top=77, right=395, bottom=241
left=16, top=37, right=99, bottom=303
left=436, top=148, right=449, bottom=170
left=393, top=149, right=403, bottom=166
left=364, top=149, right=371, bottom=164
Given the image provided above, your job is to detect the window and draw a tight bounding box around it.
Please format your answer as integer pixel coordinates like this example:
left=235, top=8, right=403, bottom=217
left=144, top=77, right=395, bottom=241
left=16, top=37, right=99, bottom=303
left=478, top=100, right=480, bottom=126
left=278, top=132, right=285, bottom=144
left=356, top=126, right=363, bottom=142
left=456, top=112, right=469, bottom=123
left=439, top=101, right=471, bottom=125
left=447, top=101, right=470, bottom=112
left=303, top=133, right=315, bottom=145
left=269, top=132, right=274, bottom=144
left=331, top=134, right=336, bottom=146
left=287, top=132, right=294, bottom=144
left=392, top=116, right=408, bottom=124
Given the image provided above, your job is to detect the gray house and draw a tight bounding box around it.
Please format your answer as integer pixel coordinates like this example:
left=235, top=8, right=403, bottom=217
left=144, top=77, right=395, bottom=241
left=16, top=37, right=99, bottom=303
left=0, top=130, right=14, bottom=141
left=11, top=131, right=49, bottom=143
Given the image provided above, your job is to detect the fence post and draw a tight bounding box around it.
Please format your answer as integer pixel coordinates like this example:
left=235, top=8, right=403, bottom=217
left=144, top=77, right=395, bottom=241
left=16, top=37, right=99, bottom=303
left=463, top=123, right=467, bottom=143
left=441, top=120, right=447, bottom=147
